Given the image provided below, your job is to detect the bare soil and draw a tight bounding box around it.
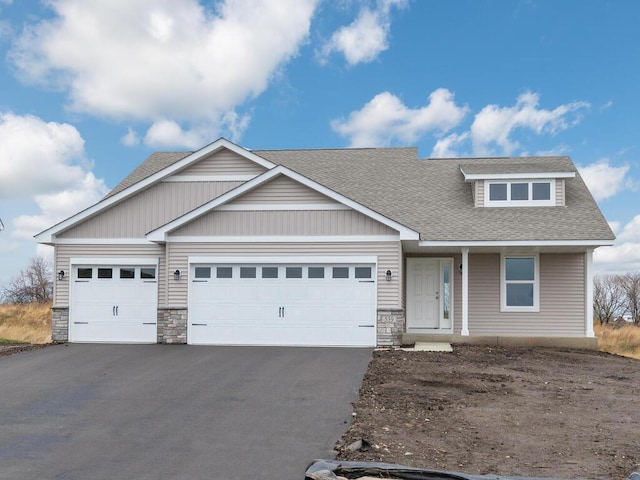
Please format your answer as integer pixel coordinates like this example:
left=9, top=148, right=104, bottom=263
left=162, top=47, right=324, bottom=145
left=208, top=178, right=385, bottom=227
left=337, top=345, right=640, bottom=480
left=0, top=343, right=50, bottom=357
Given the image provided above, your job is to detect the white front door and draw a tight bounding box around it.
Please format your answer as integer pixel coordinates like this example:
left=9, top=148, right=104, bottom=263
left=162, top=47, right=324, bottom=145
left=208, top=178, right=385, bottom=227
left=407, top=259, right=441, bottom=329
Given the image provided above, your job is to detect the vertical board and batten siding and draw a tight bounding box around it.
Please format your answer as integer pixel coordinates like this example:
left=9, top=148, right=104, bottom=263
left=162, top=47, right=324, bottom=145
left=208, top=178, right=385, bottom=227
left=176, top=149, right=267, bottom=176
left=230, top=175, right=334, bottom=204
left=54, top=244, right=166, bottom=307
left=556, top=179, right=565, bottom=206
left=474, top=182, right=485, bottom=207
left=57, top=182, right=242, bottom=238
left=167, top=242, right=402, bottom=309
left=468, top=253, right=585, bottom=336
left=171, top=210, right=397, bottom=236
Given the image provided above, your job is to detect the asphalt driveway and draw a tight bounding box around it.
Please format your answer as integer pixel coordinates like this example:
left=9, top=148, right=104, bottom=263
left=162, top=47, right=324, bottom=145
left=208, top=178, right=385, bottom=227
left=0, top=344, right=372, bottom=480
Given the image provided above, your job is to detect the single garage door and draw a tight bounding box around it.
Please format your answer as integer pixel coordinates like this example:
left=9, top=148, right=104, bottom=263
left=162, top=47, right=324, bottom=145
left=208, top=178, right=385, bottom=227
left=70, top=264, right=158, bottom=343
left=188, top=262, right=377, bottom=346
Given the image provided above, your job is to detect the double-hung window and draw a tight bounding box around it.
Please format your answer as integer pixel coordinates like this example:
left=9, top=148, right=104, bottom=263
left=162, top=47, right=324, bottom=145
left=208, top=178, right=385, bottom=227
left=501, top=255, right=539, bottom=312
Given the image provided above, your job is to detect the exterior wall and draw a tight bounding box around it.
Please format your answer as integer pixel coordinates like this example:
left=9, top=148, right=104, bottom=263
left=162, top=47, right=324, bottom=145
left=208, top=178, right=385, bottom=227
left=157, top=308, right=187, bottom=344
left=51, top=307, right=69, bottom=342
left=171, top=209, right=398, bottom=237
left=377, top=309, right=405, bottom=347
left=166, top=241, right=402, bottom=309
left=474, top=181, right=485, bottom=207
left=54, top=243, right=166, bottom=307
left=556, top=179, right=565, bottom=206
left=57, top=182, right=241, bottom=238
left=177, top=149, right=267, bottom=176
left=467, top=253, right=585, bottom=336
left=230, top=175, right=333, bottom=204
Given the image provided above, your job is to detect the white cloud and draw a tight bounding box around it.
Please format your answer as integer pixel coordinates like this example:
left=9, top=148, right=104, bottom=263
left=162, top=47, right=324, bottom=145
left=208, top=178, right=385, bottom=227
left=0, top=112, right=87, bottom=199
left=431, top=92, right=590, bottom=157
left=577, top=159, right=630, bottom=201
left=332, top=88, right=468, bottom=147
left=319, top=0, right=407, bottom=65
left=608, top=221, right=621, bottom=235
left=600, top=100, right=613, bottom=111
left=594, top=215, right=640, bottom=273
left=12, top=172, right=108, bottom=239
left=10, top=0, right=318, bottom=148
left=617, top=214, right=640, bottom=242
left=121, top=128, right=140, bottom=147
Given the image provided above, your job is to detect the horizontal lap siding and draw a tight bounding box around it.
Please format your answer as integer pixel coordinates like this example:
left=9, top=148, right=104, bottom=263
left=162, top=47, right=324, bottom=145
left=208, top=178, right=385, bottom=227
left=167, top=242, right=401, bottom=309
left=177, top=149, right=267, bottom=175
left=556, top=180, right=565, bottom=206
left=475, top=182, right=484, bottom=207
left=172, top=210, right=397, bottom=236
left=231, top=175, right=334, bottom=204
left=57, top=182, right=241, bottom=238
left=54, top=244, right=165, bottom=307
left=468, top=253, right=585, bottom=336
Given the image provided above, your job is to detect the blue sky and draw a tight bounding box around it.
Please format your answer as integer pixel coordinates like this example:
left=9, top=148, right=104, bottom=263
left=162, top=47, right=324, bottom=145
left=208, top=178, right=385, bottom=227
left=0, top=0, right=639, bottom=287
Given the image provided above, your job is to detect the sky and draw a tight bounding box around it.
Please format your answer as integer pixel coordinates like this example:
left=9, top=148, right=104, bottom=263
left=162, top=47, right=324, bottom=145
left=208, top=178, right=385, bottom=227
left=0, top=0, right=639, bottom=288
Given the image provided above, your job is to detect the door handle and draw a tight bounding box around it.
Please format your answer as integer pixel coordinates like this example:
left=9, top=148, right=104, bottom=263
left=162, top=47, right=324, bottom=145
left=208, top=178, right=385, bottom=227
left=278, top=307, right=282, bottom=317
left=282, top=307, right=285, bottom=317
left=115, top=306, right=119, bottom=316
left=112, top=306, right=115, bottom=316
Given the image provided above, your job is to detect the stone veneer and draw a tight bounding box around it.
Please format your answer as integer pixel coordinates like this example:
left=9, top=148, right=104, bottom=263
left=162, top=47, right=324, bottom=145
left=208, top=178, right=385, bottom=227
left=376, top=309, right=405, bottom=347
left=51, top=307, right=69, bottom=342
left=157, top=308, right=187, bottom=344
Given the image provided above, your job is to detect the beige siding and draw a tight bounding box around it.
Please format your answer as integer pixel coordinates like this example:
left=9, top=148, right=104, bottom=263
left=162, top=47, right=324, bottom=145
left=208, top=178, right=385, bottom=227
left=176, top=148, right=267, bottom=176
left=556, top=179, right=565, bottom=206
left=171, top=209, right=397, bottom=236
left=58, top=182, right=241, bottom=239
left=475, top=181, right=485, bottom=207
left=54, top=243, right=166, bottom=307
left=231, top=175, right=334, bottom=204
left=468, top=253, right=585, bottom=336
left=167, top=242, right=402, bottom=309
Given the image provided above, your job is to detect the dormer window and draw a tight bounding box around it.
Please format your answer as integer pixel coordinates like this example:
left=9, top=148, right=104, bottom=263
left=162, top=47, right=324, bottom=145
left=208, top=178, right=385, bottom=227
left=487, top=179, right=554, bottom=206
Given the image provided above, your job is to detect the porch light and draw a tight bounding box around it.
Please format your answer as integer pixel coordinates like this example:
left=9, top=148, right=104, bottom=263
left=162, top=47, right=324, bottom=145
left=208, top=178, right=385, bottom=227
left=173, top=269, right=181, bottom=280
left=57, top=270, right=65, bottom=281
left=458, top=263, right=463, bottom=274
left=385, top=270, right=392, bottom=281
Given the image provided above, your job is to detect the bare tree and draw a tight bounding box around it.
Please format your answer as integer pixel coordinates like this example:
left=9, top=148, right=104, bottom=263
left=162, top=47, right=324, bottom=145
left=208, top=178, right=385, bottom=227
left=2, top=256, right=53, bottom=304
left=593, top=275, right=626, bottom=324
left=619, top=272, right=640, bottom=324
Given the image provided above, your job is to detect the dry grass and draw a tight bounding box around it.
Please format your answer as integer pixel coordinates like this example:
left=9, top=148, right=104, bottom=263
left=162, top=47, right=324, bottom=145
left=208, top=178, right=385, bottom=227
left=0, top=302, right=52, bottom=344
left=595, top=321, right=640, bottom=359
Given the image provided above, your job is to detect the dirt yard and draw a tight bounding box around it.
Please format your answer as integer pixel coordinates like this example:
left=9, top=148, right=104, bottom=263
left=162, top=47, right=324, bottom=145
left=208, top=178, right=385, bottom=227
left=337, top=345, right=640, bottom=480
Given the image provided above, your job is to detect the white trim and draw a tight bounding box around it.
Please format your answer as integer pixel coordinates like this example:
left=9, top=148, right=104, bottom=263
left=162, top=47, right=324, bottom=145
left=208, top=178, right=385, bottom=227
left=585, top=248, right=595, bottom=338
left=35, top=138, right=277, bottom=243
left=461, top=248, right=469, bottom=336
left=162, top=174, right=257, bottom=182
left=189, top=255, right=378, bottom=265
left=70, top=257, right=159, bottom=266
left=169, top=235, right=400, bottom=243
left=146, top=165, right=418, bottom=242
left=462, top=171, right=575, bottom=181
left=500, top=254, right=540, bottom=313
left=485, top=179, right=556, bottom=207
left=216, top=203, right=349, bottom=211
left=418, top=239, right=615, bottom=247
left=55, top=238, right=156, bottom=245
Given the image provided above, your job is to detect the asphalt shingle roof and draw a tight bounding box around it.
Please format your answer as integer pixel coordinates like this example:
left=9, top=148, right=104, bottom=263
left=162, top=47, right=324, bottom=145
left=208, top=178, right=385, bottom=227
left=104, top=147, right=614, bottom=242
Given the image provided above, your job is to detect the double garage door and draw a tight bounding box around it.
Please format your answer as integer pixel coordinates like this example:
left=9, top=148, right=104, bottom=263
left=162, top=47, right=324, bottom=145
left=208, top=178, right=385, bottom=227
left=188, top=261, right=377, bottom=347
left=69, top=259, right=377, bottom=346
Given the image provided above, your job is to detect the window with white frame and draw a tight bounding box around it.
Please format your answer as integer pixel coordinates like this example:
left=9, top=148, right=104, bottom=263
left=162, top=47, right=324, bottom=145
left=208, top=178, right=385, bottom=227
left=501, top=255, right=539, bottom=312
left=487, top=180, right=554, bottom=206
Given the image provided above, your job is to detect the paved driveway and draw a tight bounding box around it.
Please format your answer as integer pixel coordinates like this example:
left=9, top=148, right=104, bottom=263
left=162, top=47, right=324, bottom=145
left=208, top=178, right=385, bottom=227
left=0, top=344, right=372, bottom=480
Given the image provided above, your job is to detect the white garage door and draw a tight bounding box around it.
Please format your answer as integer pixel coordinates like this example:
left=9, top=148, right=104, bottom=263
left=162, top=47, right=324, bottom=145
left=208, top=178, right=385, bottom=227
left=70, top=264, right=158, bottom=343
left=188, top=262, right=377, bottom=346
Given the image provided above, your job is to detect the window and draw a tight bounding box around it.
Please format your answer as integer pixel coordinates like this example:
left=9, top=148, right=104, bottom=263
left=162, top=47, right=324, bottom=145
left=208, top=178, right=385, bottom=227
left=262, top=267, right=278, bottom=279
left=195, top=267, right=211, bottom=279
left=77, top=268, right=92, bottom=279
left=486, top=180, right=554, bottom=206
left=308, top=267, right=324, bottom=279
left=216, top=267, right=232, bottom=279
left=141, top=268, right=156, bottom=279
left=240, top=267, right=256, bottom=278
left=119, top=268, right=135, bottom=279
left=501, top=255, right=539, bottom=312
left=97, top=268, right=112, bottom=279
left=332, top=267, right=349, bottom=279
left=286, top=267, right=302, bottom=279
left=354, top=267, right=372, bottom=279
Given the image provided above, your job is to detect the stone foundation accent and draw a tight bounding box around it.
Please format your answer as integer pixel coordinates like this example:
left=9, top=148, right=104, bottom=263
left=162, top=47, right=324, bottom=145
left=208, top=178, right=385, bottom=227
left=51, top=307, right=69, bottom=342
left=377, top=309, right=405, bottom=347
left=157, top=308, right=187, bottom=344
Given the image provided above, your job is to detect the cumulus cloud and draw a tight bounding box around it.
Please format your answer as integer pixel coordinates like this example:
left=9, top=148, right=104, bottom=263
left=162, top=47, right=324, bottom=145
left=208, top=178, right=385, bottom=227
left=431, top=92, right=590, bottom=157
left=594, top=215, right=640, bottom=273
left=0, top=112, right=87, bottom=199
left=332, top=88, right=468, bottom=147
left=10, top=0, right=318, bottom=148
left=121, top=128, right=140, bottom=147
left=577, top=159, right=630, bottom=201
left=319, top=0, right=407, bottom=65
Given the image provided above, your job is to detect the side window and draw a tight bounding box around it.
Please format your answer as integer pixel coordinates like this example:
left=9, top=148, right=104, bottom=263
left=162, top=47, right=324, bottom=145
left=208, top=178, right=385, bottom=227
left=502, top=256, right=538, bottom=312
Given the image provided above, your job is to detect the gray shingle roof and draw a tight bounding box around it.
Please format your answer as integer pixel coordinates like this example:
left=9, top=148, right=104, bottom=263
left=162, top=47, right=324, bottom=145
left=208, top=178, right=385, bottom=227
left=104, top=147, right=614, bottom=242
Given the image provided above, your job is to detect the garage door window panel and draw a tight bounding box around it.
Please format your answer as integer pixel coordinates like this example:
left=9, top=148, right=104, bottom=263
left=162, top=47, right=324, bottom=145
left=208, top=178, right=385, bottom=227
left=141, top=268, right=156, bottom=279
left=77, top=268, right=92, bottom=279
left=120, top=268, right=135, bottom=279
left=98, top=268, right=113, bottom=279
left=262, top=267, right=278, bottom=279
left=332, top=267, right=349, bottom=279
left=308, top=267, right=325, bottom=279
left=286, top=267, right=302, bottom=279
left=355, top=267, right=372, bottom=279
left=240, top=267, right=257, bottom=279
left=216, top=267, right=232, bottom=278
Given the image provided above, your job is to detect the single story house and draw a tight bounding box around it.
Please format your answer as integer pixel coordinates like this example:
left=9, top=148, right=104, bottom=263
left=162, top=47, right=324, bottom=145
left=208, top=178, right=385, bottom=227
left=36, top=138, right=615, bottom=348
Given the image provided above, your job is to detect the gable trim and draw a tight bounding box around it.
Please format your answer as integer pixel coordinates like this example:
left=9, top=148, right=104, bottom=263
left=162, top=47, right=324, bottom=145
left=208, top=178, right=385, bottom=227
left=162, top=174, right=259, bottom=182
left=146, top=165, right=419, bottom=242
left=34, top=138, right=276, bottom=244
left=169, top=235, right=400, bottom=243
left=216, top=203, right=349, bottom=211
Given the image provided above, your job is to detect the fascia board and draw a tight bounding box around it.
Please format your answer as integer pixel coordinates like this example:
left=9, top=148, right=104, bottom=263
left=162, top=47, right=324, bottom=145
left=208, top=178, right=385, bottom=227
left=418, top=239, right=615, bottom=247
left=461, top=171, right=576, bottom=181
left=34, top=138, right=276, bottom=243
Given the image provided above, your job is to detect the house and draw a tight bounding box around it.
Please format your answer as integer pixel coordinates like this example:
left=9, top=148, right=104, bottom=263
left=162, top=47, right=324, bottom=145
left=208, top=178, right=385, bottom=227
left=35, top=138, right=615, bottom=348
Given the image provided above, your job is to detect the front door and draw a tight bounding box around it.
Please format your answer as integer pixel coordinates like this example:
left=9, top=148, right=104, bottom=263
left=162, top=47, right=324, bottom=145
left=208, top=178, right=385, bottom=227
left=406, top=258, right=440, bottom=329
